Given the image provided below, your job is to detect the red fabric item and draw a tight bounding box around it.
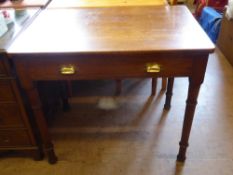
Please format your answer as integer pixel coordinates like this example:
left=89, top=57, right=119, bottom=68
left=194, top=0, right=228, bottom=18
left=208, top=0, right=228, bottom=11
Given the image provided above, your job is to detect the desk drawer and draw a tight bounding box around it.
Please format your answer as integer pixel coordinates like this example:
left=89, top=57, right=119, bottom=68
left=0, top=80, right=16, bottom=102
left=22, top=54, right=193, bottom=80
left=0, top=130, right=31, bottom=147
left=0, top=103, right=24, bottom=128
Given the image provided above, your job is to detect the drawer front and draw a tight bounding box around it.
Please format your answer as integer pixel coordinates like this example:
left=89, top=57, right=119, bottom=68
left=0, top=103, right=24, bottom=128
left=0, top=130, right=31, bottom=147
left=0, top=80, right=16, bottom=102
left=23, top=54, right=193, bottom=80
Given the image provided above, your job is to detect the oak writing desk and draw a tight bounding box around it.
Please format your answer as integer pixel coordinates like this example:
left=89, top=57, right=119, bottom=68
left=7, top=5, right=215, bottom=164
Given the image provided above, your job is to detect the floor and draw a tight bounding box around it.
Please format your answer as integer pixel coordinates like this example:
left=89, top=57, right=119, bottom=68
left=0, top=48, right=233, bottom=174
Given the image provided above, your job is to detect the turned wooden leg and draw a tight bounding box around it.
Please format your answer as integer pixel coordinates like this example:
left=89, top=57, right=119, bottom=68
left=161, top=77, right=167, bottom=90
left=177, top=79, right=202, bottom=162
left=115, top=79, right=122, bottom=95
left=151, top=78, right=157, bottom=96
left=164, top=77, right=174, bottom=110
left=177, top=56, right=208, bottom=162
left=26, top=84, right=57, bottom=164
left=47, top=147, right=58, bottom=164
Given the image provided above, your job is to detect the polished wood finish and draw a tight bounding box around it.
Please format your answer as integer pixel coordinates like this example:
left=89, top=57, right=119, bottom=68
left=217, top=14, right=233, bottom=67
left=164, top=77, right=174, bottom=110
left=0, top=130, right=31, bottom=147
left=0, top=103, right=25, bottom=127
left=8, top=6, right=214, bottom=163
left=48, top=0, right=167, bottom=8
left=151, top=78, right=157, bottom=95
left=161, top=77, right=167, bottom=90
left=48, top=0, right=168, bottom=101
left=0, top=55, right=41, bottom=159
left=11, top=53, right=193, bottom=80
left=8, top=7, right=214, bottom=53
left=0, top=59, right=7, bottom=76
left=0, top=80, right=16, bottom=102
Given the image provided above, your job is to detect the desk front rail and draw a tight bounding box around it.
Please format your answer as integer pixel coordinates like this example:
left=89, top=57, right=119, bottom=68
left=11, top=52, right=203, bottom=81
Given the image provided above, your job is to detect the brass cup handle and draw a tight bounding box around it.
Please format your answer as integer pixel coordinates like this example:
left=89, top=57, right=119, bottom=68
left=146, top=63, right=161, bottom=73
left=60, top=65, right=76, bottom=75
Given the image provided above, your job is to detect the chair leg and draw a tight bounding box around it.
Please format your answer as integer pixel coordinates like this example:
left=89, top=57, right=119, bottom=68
left=151, top=78, right=157, bottom=96
left=161, top=77, right=167, bottom=90
left=115, top=79, right=122, bottom=95
left=164, top=77, right=174, bottom=110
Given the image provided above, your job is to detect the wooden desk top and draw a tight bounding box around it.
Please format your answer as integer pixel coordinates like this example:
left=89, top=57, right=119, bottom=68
left=48, top=0, right=167, bottom=8
left=0, top=0, right=50, bottom=9
left=8, top=6, right=215, bottom=54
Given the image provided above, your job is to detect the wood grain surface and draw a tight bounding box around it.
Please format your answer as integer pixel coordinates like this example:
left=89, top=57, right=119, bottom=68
left=8, top=6, right=214, bottom=54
